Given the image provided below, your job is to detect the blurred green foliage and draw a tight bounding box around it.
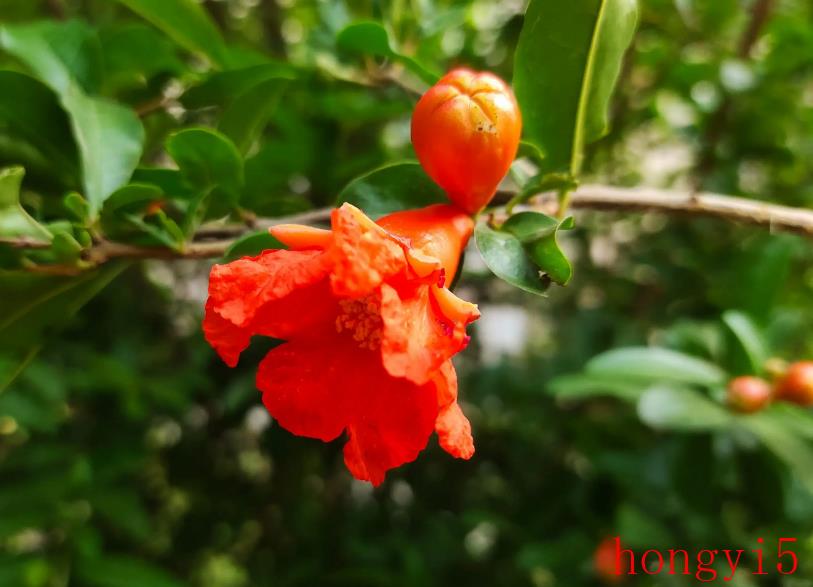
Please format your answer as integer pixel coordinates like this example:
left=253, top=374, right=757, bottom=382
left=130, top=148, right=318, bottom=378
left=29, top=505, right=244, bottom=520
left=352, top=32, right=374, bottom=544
left=2, top=0, right=813, bottom=585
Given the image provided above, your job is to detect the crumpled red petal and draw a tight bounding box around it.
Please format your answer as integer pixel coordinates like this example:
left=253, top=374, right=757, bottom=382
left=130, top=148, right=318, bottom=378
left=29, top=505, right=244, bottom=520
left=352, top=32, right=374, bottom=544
left=329, top=204, right=405, bottom=298
left=432, top=361, right=474, bottom=460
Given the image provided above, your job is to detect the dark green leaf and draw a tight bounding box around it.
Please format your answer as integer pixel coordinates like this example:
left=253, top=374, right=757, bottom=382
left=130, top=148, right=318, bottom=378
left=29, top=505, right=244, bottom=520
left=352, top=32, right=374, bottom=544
left=336, top=22, right=439, bottom=85
left=586, top=346, right=727, bottom=386
left=0, top=166, right=51, bottom=241
left=0, top=71, right=79, bottom=186
left=181, top=63, right=297, bottom=109
left=474, top=222, right=550, bottom=296
left=223, top=230, right=285, bottom=262
left=219, top=78, right=289, bottom=154
left=165, top=128, right=243, bottom=195
left=337, top=162, right=446, bottom=218
left=100, top=23, right=185, bottom=92
left=0, top=265, right=125, bottom=392
left=637, top=385, right=732, bottom=431
left=113, top=0, right=229, bottom=68
left=75, top=555, right=184, bottom=587
left=514, top=0, right=638, bottom=174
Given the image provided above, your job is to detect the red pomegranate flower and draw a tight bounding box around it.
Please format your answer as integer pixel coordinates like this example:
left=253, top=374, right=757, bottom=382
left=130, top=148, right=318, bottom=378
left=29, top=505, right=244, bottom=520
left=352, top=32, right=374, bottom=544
left=203, top=203, right=479, bottom=485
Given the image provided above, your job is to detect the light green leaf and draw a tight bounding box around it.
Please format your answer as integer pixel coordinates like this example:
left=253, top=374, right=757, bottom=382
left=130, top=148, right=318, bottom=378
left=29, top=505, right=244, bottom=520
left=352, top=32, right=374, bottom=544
left=722, top=310, right=768, bottom=374
left=637, top=385, right=733, bottom=431
left=547, top=373, right=647, bottom=402
left=113, top=0, right=229, bottom=67
left=513, top=0, right=638, bottom=174
left=0, top=167, right=51, bottom=241
left=336, top=21, right=439, bottom=85
left=337, top=162, right=446, bottom=218
left=586, top=347, right=727, bottom=386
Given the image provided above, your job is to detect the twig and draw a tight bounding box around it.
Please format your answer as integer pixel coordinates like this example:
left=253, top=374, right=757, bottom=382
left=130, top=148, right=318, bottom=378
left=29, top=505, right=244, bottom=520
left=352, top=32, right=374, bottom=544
left=5, top=184, right=813, bottom=265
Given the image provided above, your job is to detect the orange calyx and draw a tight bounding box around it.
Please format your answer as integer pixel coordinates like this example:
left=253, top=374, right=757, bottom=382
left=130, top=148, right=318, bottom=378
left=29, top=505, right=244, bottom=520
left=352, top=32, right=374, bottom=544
left=269, top=224, right=332, bottom=250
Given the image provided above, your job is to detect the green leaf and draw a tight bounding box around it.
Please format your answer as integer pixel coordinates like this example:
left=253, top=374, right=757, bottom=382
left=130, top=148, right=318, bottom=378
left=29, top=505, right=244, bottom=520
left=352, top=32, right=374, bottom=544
left=75, top=555, right=184, bottom=587
left=722, top=310, right=768, bottom=375
left=112, top=0, right=229, bottom=68
left=337, top=162, right=446, bottom=218
left=223, top=231, right=285, bottom=262
left=501, top=211, right=574, bottom=285
left=0, top=21, right=145, bottom=216
left=513, top=0, right=638, bottom=174
left=0, top=71, right=79, bottom=186
left=100, top=23, right=185, bottom=93
left=181, top=63, right=297, bottom=109
left=475, top=222, right=550, bottom=296
left=61, top=89, right=145, bottom=216
left=0, top=20, right=102, bottom=93
left=740, top=410, right=813, bottom=495
left=219, top=78, right=289, bottom=154
left=166, top=128, right=243, bottom=196
left=547, top=373, right=647, bottom=402
left=0, top=167, right=51, bottom=241
left=637, top=385, right=733, bottom=431
left=0, top=265, right=125, bottom=392
left=586, top=347, right=727, bottom=386
left=336, top=22, right=439, bottom=85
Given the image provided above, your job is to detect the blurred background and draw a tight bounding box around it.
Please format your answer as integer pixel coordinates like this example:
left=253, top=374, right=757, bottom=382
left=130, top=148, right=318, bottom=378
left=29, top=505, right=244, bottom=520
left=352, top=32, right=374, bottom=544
left=2, top=0, right=813, bottom=585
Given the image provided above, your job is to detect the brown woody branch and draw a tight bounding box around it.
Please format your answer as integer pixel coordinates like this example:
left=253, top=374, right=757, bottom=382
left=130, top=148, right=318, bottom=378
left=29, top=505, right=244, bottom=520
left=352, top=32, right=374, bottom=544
left=5, top=185, right=813, bottom=266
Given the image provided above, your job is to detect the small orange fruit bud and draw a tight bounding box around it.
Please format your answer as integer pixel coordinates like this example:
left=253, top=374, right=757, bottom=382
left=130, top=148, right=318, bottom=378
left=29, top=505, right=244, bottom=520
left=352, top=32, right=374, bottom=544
left=727, top=376, right=772, bottom=413
left=411, top=68, right=522, bottom=214
left=775, top=361, right=813, bottom=406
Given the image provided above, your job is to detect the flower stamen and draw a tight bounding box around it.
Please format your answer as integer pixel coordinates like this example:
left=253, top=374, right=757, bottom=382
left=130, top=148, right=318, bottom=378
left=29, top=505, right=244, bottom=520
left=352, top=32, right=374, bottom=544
left=335, top=296, right=383, bottom=350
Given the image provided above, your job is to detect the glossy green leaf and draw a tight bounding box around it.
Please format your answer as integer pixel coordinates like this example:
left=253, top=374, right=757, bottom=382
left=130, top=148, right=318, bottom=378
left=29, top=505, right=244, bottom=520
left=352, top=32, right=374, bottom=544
left=336, top=22, right=439, bottom=85
left=0, top=71, right=79, bottom=186
left=113, top=0, right=229, bottom=67
left=514, top=0, right=638, bottom=174
left=100, top=23, right=185, bottom=92
left=223, top=231, right=285, bottom=262
left=0, top=21, right=145, bottom=216
left=0, top=167, right=51, bottom=241
left=337, top=162, right=446, bottom=218
left=219, top=78, right=289, bottom=154
left=475, top=222, right=550, bottom=296
left=637, top=385, right=732, bottom=431
left=586, top=347, right=727, bottom=386
left=722, top=310, right=768, bottom=374
left=0, top=265, right=125, bottom=392
left=501, top=211, right=574, bottom=285
left=0, top=20, right=102, bottom=93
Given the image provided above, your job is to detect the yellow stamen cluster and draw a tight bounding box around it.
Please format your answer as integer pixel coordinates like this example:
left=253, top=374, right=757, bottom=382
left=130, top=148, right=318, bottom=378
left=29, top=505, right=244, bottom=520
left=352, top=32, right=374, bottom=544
left=335, top=296, right=383, bottom=350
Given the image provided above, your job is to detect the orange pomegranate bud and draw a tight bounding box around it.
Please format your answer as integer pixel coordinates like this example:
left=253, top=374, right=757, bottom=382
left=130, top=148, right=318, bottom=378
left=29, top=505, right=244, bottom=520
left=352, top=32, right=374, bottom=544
left=775, top=361, right=813, bottom=406
left=411, top=68, right=522, bottom=214
left=727, top=376, right=772, bottom=413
